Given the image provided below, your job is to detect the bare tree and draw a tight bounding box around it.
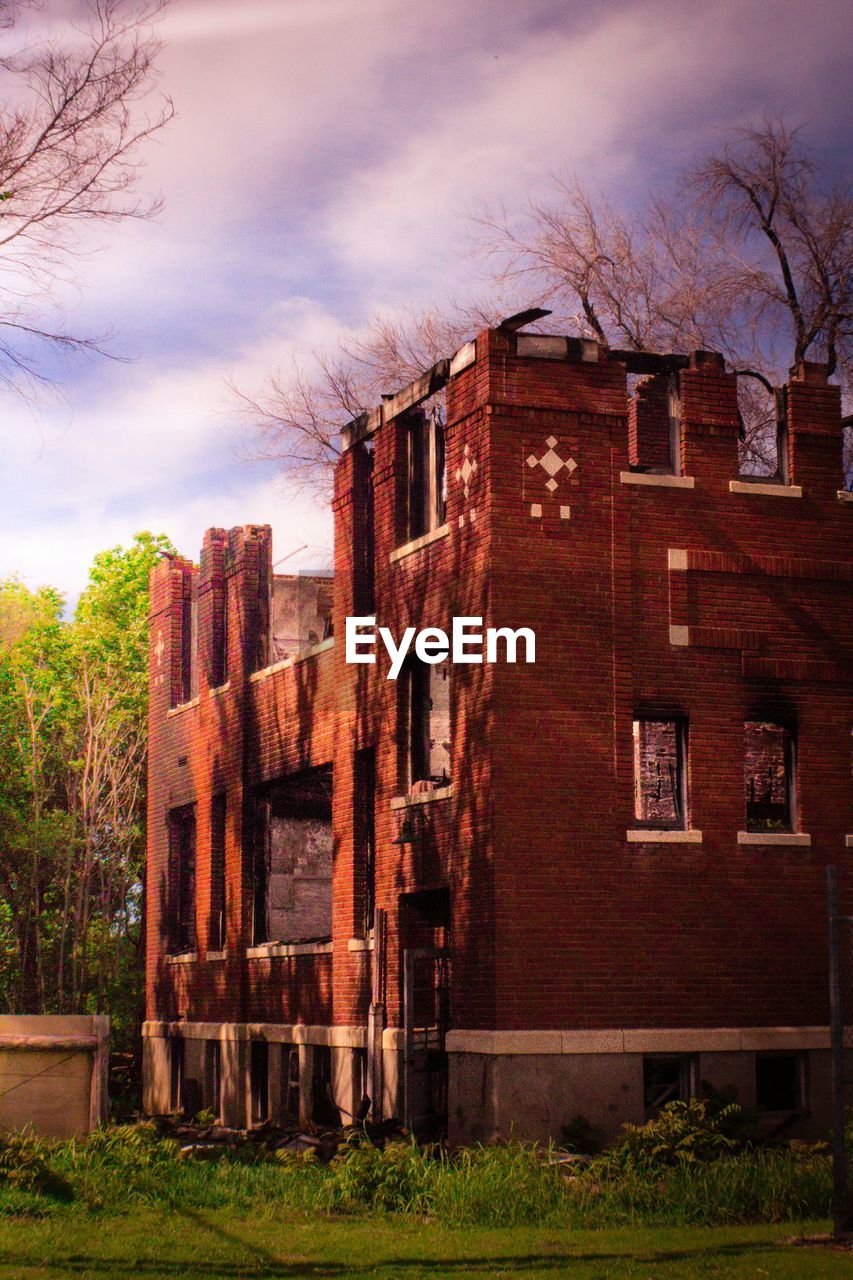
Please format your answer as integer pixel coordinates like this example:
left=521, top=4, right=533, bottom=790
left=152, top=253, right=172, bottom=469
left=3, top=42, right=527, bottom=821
left=477, top=120, right=851, bottom=475
left=0, top=0, right=173, bottom=391
left=241, top=119, right=850, bottom=485
left=233, top=303, right=496, bottom=492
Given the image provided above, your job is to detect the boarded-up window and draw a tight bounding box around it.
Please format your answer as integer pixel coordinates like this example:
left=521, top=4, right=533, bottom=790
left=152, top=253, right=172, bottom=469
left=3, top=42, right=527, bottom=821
left=252, top=768, right=333, bottom=945
left=633, top=719, right=686, bottom=828
left=168, top=805, right=196, bottom=953
left=408, top=661, right=451, bottom=788
left=744, top=722, right=794, bottom=831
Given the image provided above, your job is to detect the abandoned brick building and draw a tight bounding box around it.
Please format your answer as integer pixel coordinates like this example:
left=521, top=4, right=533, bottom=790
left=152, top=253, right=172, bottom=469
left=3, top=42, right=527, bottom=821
left=143, top=319, right=852, bottom=1142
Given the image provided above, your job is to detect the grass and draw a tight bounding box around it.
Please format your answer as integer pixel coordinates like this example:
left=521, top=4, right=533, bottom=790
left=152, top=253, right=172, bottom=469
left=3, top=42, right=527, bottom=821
left=0, top=1210, right=847, bottom=1278
left=0, top=1119, right=844, bottom=1276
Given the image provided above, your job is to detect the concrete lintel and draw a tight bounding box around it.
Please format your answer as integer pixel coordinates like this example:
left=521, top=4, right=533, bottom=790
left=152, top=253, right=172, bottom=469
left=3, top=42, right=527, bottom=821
left=164, top=952, right=197, bottom=965
left=736, top=831, right=812, bottom=847
left=729, top=480, right=803, bottom=497
left=247, top=940, right=332, bottom=959
left=449, top=340, right=476, bottom=376
left=389, top=523, right=451, bottom=564
left=620, top=471, right=695, bottom=489
left=382, top=359, right=450, bottom=424
left=167, top=696, right=200, bottom=718
left=626, top=829, right=702, bottom=844
left=141, top=1020, right=366, bottom=1049
left=249, top=637, right=334, bottom=684
left=516, top=334, right=568, bottom=360
left=389, top=784, right=454, bottom=810
left=445, top=1026, right=830, bottom=1055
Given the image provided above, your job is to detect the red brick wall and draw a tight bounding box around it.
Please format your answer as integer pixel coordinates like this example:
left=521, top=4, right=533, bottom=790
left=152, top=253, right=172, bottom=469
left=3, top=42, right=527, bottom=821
left=147, top=329, right=852, bottom=1040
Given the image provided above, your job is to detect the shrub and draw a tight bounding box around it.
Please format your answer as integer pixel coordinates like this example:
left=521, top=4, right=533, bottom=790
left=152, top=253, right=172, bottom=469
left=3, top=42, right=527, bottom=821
left=598, top=1099, right=744, bottom=1172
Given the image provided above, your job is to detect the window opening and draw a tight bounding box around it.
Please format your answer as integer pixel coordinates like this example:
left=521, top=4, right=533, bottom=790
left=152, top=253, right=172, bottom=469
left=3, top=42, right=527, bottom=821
left=168, top=805, right=196, bottom=953
left=209, top=793, right=226, bottom=951
left=250, top=1041, right=269, bottom=1125
left=756, top=1052, right=803, bottom=1111
left=744, top=722, right=795, bottom=832
left=633, top=719, right=686, bottom=829
left=643, top=1054, right=694, bottom=1117
left=407, top=661, right=451, bottom=788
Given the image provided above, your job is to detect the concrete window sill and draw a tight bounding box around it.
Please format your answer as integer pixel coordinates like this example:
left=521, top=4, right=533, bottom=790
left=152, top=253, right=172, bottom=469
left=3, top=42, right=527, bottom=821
left=737, top=831, right=812, bottom=847
left=347, top=936, right=375, bottom=952
left=205, top=950, right=227, bottom=961
left=246, top=940, right=332, bottom=959
left=167, top=696, right=200, bottom=717
left=165, top=952, right=197, bottom=965
left=619, top=472, right=695, bottom=490
left=846, top=835, right=853, bottom=849
left=729, top=480, right=803, bottom=498
left=390, top=784, right=454, bottom=811
left=249, top=637, right=334, bottom=683
left=389, top=523, right=450, bottom=564
left=838, top=490, right=853, bottom=503
left=626, top=829, right=703, bottom=844
left=209, top=682, right=231, bottom=697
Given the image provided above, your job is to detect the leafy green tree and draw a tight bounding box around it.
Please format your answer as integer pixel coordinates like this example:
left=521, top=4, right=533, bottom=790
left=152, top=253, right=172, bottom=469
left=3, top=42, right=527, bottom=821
left=0, top=532, right=173, bottom=1051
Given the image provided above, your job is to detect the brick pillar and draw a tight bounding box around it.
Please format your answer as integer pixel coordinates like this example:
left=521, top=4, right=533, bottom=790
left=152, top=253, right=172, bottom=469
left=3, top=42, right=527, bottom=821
left=628, top=373, right=676, bottom=471
left=786, top=361, right=843, bottom=495
left=198, top=528, right=228, bottom=691
left=680, top=350, right=739, bottom=486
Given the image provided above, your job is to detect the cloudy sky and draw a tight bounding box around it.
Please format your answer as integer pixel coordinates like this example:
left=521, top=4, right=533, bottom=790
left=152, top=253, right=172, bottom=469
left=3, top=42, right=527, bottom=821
left=1, top=0, right=851, bottom=605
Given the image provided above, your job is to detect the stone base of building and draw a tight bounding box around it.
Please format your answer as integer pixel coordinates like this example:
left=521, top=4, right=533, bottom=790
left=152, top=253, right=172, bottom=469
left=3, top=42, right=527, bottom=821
left=142, top=1021, right=403, bottom=1130
left=143, top=1022, right=832, bottom=1144
left=447, top=1026, right=833, bottom=1144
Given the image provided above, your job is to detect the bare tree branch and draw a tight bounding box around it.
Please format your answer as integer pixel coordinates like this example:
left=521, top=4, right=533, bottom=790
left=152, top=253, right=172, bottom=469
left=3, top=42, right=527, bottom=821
left=0, top=0, right=173, bottom=389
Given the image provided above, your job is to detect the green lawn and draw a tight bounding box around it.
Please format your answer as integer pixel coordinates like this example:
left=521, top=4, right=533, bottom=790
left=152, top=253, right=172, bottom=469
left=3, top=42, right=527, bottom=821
left=0, top=1212, right=848, bottom=1279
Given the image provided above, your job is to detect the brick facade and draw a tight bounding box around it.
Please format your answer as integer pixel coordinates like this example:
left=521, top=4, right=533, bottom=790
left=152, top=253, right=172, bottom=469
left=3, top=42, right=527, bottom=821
left=144, top=326, right=852, bottom=1141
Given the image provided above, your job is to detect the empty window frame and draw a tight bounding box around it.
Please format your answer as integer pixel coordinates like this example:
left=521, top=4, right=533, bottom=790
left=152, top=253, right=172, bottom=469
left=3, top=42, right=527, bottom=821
left=168, top=805, right=197, bottom=953
left=354, top=747, right=376, bottom=936
left=744, top=722, right=796, bottom=832
left=404, top=409, right=446, bottom=543
left=643, top=1054, right=695, bottom=1118
left=178, top=593, right=198, bottom=705
left=281, top=1045, right=300, bottom=1126
left=203, top=1040, right=221, bottom=1119
left=209, top=577, right=228, bottom=688
left=311, top=1044, right=339, bottom=1128
left=250, top=1041, right=269, bottom=1125
left=633, top=719, right=687, bottom=829
left=737, top=379, right=789, bottom=481
left=209, top=793, right=226, bottom=951
left=407, top=660, right=451, bottom=788
left=755, top=1052, right=805, bottom=1112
